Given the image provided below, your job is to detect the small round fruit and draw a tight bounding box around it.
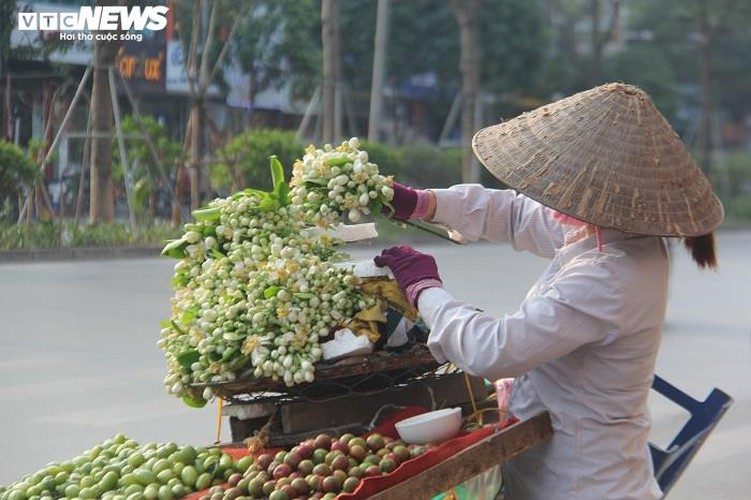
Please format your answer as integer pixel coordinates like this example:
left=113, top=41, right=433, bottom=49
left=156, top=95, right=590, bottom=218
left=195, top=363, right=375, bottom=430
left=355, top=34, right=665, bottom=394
left=342, top=476, right=360, bottom=493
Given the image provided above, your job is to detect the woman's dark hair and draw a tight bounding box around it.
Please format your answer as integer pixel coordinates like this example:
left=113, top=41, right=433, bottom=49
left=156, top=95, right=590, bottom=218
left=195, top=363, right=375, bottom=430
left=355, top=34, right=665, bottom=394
left=683, top=233, right=718, bottom=270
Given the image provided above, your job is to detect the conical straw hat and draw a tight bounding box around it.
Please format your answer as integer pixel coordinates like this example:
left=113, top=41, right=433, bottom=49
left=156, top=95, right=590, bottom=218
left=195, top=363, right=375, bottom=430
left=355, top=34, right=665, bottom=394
left=472, top=82, right=723, bottom=236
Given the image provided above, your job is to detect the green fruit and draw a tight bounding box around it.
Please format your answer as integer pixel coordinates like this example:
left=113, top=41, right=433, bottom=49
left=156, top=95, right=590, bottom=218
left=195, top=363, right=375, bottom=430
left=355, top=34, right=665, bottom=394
left=127, top=453, right=145, bottom=468
left=268, top=490, right=288, bottom=500
left=235, top=455, right=253, bottom=473
left=180, top=466, right=198, bottom=487
left=195, top=472, right=212, bottom=491
left=151, top=459, right=170, bottom=475
left=156, top=484, right=173, bottom=500
left=156, top=469, right=174, bottom=485
left=142, top=484, right=159, bottom=500
left=64, top=483, right=81, bottom=497
left=123, top=484, right=144, bottom=496
left=134, top=469, right=157, bottom=486
left=100, top=471, right=120, bottom=492
left=78, top=486, right=96, bottom=499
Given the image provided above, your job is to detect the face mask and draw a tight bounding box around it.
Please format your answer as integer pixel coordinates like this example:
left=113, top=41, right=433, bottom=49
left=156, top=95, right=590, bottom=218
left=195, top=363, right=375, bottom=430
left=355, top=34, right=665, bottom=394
left=551, top=209, right=587, bottom=227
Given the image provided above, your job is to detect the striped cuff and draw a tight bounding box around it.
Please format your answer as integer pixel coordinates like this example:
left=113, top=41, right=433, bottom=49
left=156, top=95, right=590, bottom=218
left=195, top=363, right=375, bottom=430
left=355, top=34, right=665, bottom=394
left=405, top=278, right=443, bottom=307
left=412, top=190, right=432, bottom=219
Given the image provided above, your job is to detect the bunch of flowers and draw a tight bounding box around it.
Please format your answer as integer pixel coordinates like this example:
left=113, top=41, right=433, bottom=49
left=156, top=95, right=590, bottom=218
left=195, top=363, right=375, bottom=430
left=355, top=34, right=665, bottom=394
left=289, top=137, right=394, bottom=226
left=160, top=156, right=376, bottom=406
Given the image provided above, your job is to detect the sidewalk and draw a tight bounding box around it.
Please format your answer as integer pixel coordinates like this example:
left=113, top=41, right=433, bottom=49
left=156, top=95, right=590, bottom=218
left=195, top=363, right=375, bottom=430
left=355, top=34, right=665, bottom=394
left=0, top=246, right=163, bottom=263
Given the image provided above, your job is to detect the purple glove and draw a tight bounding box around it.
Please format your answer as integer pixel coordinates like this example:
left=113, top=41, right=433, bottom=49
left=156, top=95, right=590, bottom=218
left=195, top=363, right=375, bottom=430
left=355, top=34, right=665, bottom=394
left=388, top=182, right=432, bottom=221
left=374, top=245, right=443, bottom=306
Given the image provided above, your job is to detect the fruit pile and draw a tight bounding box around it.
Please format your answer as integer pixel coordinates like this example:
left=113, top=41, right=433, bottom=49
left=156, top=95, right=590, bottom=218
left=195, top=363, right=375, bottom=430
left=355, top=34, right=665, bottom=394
left=0, top=434, right=249, bottom=500
left=159, top=141, right=396, bottom=407
left=195, top=432, right=431, bottom=500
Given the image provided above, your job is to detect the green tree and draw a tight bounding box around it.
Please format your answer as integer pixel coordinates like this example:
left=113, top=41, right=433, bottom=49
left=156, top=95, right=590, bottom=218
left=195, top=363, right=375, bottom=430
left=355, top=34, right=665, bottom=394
left=214, top=129, right=301, bottom=193
left=0, top=140, right=38, bottom=219
left=621, top=0, right=751, bottom=174
left=338, top=0, right=548, bottom=144
left=114, top=115, right=184, bottom=221
left=233, top=0, right=320, bottom=107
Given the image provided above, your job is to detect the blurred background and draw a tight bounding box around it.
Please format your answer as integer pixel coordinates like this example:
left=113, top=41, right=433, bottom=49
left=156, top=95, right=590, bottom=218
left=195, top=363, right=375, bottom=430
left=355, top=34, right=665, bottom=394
left=2, top=0, right=751, bottom=246
left=1, top=1, right=750, bottom=497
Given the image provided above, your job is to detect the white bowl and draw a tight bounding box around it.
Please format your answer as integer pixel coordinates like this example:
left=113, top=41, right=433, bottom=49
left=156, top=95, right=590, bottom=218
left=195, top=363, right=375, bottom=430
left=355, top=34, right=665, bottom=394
left=395, top=407, right=463, bottom=444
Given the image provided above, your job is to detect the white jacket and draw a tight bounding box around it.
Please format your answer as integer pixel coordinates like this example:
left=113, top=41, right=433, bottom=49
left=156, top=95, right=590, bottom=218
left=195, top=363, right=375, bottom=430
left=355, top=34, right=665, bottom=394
left=420, top=185, right=666, bottom=500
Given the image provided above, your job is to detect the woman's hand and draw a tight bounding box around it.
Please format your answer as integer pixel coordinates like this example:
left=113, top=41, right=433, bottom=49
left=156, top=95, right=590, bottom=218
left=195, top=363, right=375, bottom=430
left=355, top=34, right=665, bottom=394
left=387, top=182, right=435, bottom=220
left=374, top=245, right=443, bottom=306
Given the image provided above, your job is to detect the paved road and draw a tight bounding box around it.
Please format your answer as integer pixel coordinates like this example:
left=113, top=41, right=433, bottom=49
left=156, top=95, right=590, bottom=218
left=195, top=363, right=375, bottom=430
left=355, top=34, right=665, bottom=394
left=1, top=230, right=749, bottom=497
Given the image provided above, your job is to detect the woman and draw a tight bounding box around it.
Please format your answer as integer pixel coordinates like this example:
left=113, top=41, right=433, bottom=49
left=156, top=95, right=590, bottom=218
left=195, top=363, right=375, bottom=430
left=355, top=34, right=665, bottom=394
left=374, top=83, right=723, bottom=499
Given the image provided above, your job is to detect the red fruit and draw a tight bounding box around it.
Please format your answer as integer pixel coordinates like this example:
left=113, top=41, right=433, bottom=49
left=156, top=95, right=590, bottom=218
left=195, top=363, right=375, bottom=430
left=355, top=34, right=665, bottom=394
left=332, top=469, right=348, bottom=484
left=267, top=460, right=281, bottom=475
left=273, top=463, right=293, bottom=480
left=322, top=475, right=343, bottom=493
left=279, top=484, right=297, bottom=498
left=227, top=472, right=243, bottom=487
left=312, top=463, right=332, bottom=476
left=262, top=479, right=277, bottom=496
left=331, top=454, right=350, bottom=471
left=291, top=477, right=309, bottom=495
left=313, top=434, right=332, bottom=450
left=330, top=440, right=349, bottom=454
left=364, top=464, right=381, bottom=477
left=379, top=457, right=397, bottom=473
left=307, top=474, right=324, bottom=492
left=296, top=443, right=314, bottom=460
left=312, top=448, right=328, bottom=465
left=342, top=476, right=360, bottom=493
left=339, top=433, right=355, bottom=445
left=283, top=451, right=302, bottom=469
left=256, top=453, right=274, bottom=470
left=366, top=433, right=385, bottom=452
left=325, top=450, right=343, bottom=466
left=348, top=444, right=367, bottom=462
left=392, top=445, right=412, bottom=462
left=298, top=459, right=315, bottom=475
left=348, top=437, right=367, bottom=450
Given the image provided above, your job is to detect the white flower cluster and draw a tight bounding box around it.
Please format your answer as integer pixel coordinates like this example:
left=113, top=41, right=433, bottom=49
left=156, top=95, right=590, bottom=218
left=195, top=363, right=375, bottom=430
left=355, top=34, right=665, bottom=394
left=290, top=137, right=394, bottom=226
left=160, top=183, right=374, bottom=405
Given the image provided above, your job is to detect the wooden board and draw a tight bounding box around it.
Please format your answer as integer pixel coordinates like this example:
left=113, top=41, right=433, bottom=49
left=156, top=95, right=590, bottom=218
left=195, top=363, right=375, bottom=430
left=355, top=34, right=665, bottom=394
left=279, top=373, right=489, bottom=434
left=368, top=412, right=553, bottom=500
left=198, top=345, right=441, bottom=400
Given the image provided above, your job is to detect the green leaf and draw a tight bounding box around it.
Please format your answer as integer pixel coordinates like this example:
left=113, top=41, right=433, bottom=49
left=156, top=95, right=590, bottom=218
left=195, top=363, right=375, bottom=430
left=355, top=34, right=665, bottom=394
left=191, top=207, right=221, bottom=222
left=170, top=320, right=186, bottom=335
left=294, top=292, right=314, bottom=299
left=182, top=393, right=207, bottom=409
left=269, top=155, right=285, bottom=191
left=381, top=199, right=395, bottom=217
left=269, top=156, right=291, bottom=207
left=304, top=179, right=327, bottom=187
left=324, top=156, right=350, bottom=167
left=176, top=349, right=200, bottom=369
left=257, top=193, right=279, bottom=211
left=263, top=286, right=280, bottom=299
left=161, top=238, right=188, bottom=259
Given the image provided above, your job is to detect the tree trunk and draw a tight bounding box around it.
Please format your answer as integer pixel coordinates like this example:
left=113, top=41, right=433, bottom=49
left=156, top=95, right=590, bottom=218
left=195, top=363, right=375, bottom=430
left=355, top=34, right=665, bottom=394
left=697, top=0, right=714, bottom=175
left=190, top=100, right=203, bottom=210
left=450, top=0, right=483, bottom=183
left=321, top=0, right=340, bottom=144
left=368, top=0, right=389, bottom=142
left=89, top=0, right=123, bottom=223
left=588, top=0, right=621, bottom=86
